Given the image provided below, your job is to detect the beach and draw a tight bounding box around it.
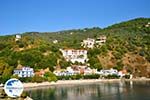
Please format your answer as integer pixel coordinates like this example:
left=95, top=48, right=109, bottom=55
left=1, top=78, right=150, bottom=90
left=23, top=79, right=118, bottom=88
left=23, top=78, right=150, bottom=89
left=1, top=79, right=119, bottom=90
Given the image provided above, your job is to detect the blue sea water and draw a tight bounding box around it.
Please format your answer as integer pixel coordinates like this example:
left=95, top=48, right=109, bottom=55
left=25, top=81, right=150, bottom=100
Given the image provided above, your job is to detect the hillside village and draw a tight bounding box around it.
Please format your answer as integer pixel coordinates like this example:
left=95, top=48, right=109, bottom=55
left=0, top=18, right=150, bottom=83
left=12, top=34, right=130, bottom=80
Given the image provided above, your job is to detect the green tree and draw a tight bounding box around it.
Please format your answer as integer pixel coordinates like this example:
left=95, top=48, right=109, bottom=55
left=44, top=72, right=57, bottom=82
left=20, top=50, right=43, bottom=68
left=88, top=57, right=102, bottom=70
left=2, top=66, right=13, bottom=83
left=59, top=60, right=71, bottom=69
left=0, top=60, right=7, bottom=75
left=31, top=75, right=45, bottom=83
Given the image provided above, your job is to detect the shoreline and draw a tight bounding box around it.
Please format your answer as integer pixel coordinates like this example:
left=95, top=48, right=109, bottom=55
left=1, top=78, right=150, bottom=90
left=23, top=79, right=120, bottom=89
left=23, top=78, right=150, bottom=89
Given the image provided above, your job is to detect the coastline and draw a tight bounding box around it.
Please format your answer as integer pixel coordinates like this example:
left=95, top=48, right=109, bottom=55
left=1, top=78, right=150, bottom=90
left=23, top=78, right=150, bottom=89
left=23, top=79, right=119, bottom=89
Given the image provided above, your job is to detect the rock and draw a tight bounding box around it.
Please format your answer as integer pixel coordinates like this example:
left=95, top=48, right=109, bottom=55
left=0, top=97, right=33, bottom=100
left=24, top=96, right=33, bottom=100
left=20, top=92, right=27, bottom=98
left=0, top=89, right=7, bottom=98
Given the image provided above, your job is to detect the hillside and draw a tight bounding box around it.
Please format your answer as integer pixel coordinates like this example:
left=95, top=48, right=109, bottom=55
left=0, top=17, right=150, bottom=82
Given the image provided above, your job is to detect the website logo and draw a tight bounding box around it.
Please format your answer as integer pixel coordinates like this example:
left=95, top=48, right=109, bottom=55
left=4, top=78, right=24, bottom=98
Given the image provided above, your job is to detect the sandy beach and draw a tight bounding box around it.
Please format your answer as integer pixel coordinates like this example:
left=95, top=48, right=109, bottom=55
left=23, top=79, right=119, bottom=88
left=1, top=78, right=150, bottom=90
left=23, top=78, right=150, bottom=89
left=1, top=79, right=121, bottom=90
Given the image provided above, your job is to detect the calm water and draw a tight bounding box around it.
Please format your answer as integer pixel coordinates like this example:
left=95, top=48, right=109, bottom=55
left=25, top=81, right=150, bottom=100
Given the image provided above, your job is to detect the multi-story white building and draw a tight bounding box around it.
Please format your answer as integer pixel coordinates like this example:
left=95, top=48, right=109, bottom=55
left=14, top=67, right=34, bottom=77
left=81, top=38, right=95, bottom=48
left=60, top=49, right=88, bottom=64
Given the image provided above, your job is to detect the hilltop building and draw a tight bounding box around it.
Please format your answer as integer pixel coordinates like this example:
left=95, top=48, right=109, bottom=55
left=81, top=35, right=107, bottom=48
left=145, top=22, right=150, bottom=27
left=81, top=38, right=95, bottom=48
left=95, top=35, right=107, bottom=45
left=53, top=40, right=58, bottom=44
left=15, top=34, right=21, bottom=41
left=60, top=49, right=88, bottom=64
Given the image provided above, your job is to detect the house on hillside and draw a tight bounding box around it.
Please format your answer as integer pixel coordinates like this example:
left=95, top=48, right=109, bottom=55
left=71, top=65, right=87, bottom=74
left=35, top=68, right=50, bottom=77
left=145, top=22, right=150, bottom=27
left=53, top=40, right=58, bottom=44
left=95, top=35, right=107, bottom=45
left=53, top=68, right=75, bottom=76
left=66, top=67, right=74, bottom=75
left=81, top=35, right=107, bottom=48
left=53, top=65, right=98, bottom=76
left=60, top=49, right=88, bottom=64
left=96, top=68, right=118, bottom=76
left=118, top=69, right=128, bottom=77
left=81, top=38, right=95, bottom=48
left=15, top=34, right=21, bottom=41
left=14, top=67, right=34, bottom=77
left=71, top=65, right=96, bottom=75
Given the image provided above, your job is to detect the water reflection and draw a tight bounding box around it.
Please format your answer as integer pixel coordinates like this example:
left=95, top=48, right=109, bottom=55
left=25, top=81, right=150, bottom=100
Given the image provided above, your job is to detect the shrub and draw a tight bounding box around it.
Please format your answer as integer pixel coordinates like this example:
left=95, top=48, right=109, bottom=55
left=19, top=77, right=32, bottom=83
left=105, top=74, right=119, bottom=79
left=21, top=92, right=27, bottom=98
left=123, top=75, right=130, bottom=79
left=31, top=75, right=45, bottom=83
left=83, top=74, right=100, bottom=79
left=44, top=72, right=58, bottom=82
left=75, top=74, right=83, bottom=79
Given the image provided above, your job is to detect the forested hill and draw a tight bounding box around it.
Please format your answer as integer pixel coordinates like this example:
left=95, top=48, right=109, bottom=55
left=0, top=17, right=150, bottom=80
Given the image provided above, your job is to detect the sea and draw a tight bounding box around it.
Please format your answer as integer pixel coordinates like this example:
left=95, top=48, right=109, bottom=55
left=25, top=81, right=150, bottom=100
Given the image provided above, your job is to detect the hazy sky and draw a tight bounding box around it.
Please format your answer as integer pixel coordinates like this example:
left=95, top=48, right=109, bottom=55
left=0, top=0, right=150, bottom=35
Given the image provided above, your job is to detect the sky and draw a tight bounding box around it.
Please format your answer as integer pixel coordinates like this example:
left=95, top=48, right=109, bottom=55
left=0, top=0, right=150, bottom=35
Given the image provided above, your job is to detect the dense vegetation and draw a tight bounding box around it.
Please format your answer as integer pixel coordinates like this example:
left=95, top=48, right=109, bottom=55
left=0, top=17, right=150, bottom=82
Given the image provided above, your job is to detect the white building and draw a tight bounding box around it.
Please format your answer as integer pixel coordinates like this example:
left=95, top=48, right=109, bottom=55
left=53, top=67, right=75, bottom=76
left=60, top=49, right=88, bottom=64
left=84, top=67, right=93, bottom=75
left=81, top=38, right=95, bottom=48
left=95, top=35, right=107, bottom=45
left=81, top=36, right=107, bottom=48
left=53, top=70, right=66, bottom=76
left=96, top=68, right=118, bottom=76
left=53, top=40, right=58, bottom=44
left=15, top=34, right=21, bottom=41
left=66, top=67, right=74, bottom=74
left=145, top=22, right=150, bottom=27
left=14, top=67, right=34, bottom=77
